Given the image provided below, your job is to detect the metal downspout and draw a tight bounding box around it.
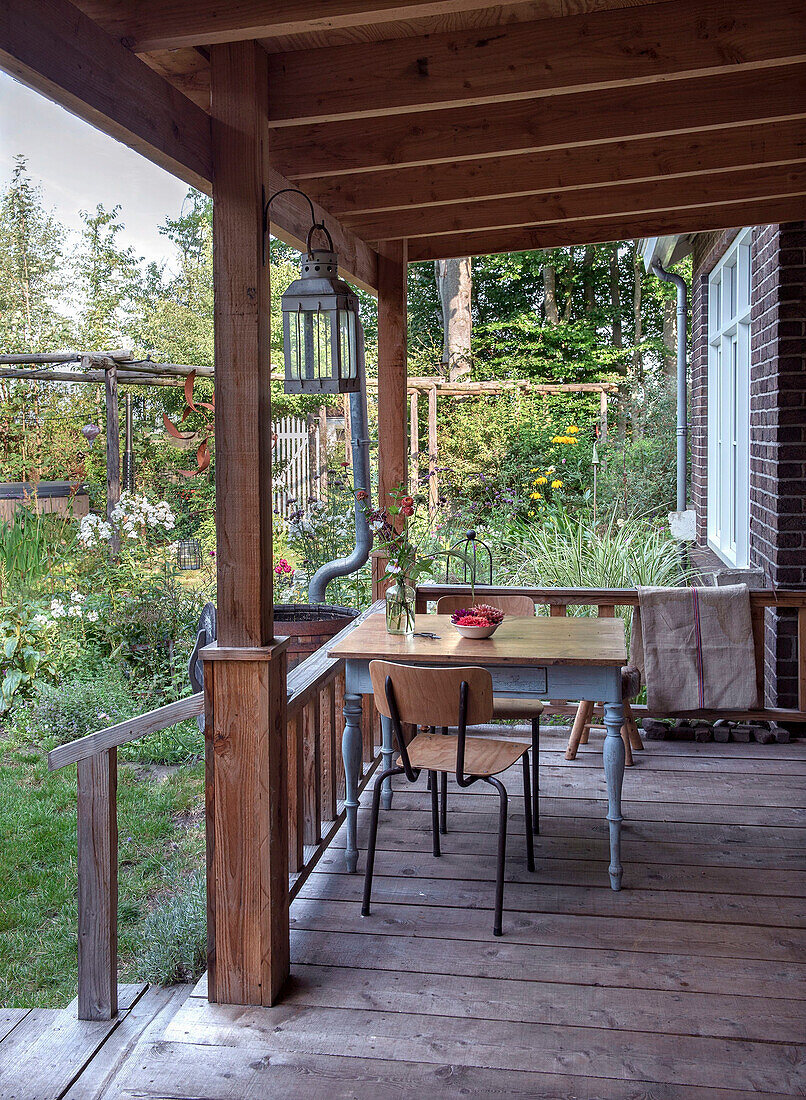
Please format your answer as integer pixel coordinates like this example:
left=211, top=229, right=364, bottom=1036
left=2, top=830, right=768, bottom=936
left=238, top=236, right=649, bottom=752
left=307, top=319, right=372, bottom=603
left=651, top=261, right=688, bottom=513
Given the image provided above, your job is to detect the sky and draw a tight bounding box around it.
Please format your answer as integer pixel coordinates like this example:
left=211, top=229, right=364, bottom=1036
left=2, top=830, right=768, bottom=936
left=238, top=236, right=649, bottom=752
left=0, top=70, right=191, bottom=270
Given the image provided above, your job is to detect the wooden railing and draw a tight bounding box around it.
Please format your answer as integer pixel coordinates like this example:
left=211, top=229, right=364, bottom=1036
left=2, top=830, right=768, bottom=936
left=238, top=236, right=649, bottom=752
left=416, top=584, right=806, bottom=722
left=47, top=604, right=383, bottom=1020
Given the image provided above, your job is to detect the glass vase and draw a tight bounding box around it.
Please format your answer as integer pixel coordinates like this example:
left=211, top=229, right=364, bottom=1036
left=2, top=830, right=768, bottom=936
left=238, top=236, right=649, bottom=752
left=385, top=579, right=415, bottom=635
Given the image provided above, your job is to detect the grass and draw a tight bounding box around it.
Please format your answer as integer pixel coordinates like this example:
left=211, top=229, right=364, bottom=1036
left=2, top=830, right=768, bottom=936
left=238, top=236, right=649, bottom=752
left=0, top=721, right=205, bottom=1007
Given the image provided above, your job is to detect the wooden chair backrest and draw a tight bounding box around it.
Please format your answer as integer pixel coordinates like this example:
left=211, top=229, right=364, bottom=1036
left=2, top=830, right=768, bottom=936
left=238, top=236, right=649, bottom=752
left=435, top=594, right=536, bottom=618
left=369, top=660, right=493, bottom=728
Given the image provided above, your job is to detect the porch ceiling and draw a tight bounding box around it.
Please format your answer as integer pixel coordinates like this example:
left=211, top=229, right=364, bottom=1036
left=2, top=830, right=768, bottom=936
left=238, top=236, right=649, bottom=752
left=8, top=0, right=806, bottom=265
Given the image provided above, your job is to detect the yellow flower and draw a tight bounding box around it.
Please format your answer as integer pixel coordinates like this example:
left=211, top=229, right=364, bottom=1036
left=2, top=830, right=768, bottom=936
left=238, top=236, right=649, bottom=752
left=535, top=476, right=548, bottom=485
left=530, top=467, right=540, bottom=472
left=567, top=425, right=580, bottom=434
left=528, top=510, right=535, bottom=517
left=530, top=491, right=543, bottom=500
left=551, top=479, right=563, bottom=489
left=551, top=435, right=563, bottom=444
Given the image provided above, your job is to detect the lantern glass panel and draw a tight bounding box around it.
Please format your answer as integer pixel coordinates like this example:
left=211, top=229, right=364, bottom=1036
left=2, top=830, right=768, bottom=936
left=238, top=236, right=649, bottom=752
left=338, top=309, right=358, bottom=379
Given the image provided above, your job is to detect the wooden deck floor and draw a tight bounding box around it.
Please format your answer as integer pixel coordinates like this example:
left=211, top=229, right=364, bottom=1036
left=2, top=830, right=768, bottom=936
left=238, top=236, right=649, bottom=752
left=3, top=728, right=805, bottom=1099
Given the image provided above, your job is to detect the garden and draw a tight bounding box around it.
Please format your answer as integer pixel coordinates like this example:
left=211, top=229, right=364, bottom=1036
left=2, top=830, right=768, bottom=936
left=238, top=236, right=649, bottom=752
left=0, top=159, right=689, bottom=1007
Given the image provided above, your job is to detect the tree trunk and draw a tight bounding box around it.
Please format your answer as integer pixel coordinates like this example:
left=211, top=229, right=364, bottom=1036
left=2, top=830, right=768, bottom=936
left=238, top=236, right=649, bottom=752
left=435, top=256, right=472, bottom=380
left=542, top=263, right=559, bottom=324
left=631, top=251, right=644, bottom=442
left=583, top=245, right=596, bottom=316
left=563, top=248, right=575, bottom=322
left=609, top=248, right=623, bottom=349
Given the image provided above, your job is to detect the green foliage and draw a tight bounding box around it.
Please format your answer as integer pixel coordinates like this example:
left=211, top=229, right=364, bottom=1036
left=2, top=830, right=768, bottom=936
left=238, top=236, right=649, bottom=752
left=134, top=871, right=206, bottom=985
left=473, top=318, right=628, bottom=382
left=0, top=603, right=56, bottom=713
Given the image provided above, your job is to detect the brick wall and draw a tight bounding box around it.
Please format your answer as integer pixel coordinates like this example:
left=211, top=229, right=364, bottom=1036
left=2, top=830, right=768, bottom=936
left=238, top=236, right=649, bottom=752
left=690, top=222, right=806, bottom=707
left=748, top=222, right=806, bottom=708
left=690, top=229, right=740, bottom=545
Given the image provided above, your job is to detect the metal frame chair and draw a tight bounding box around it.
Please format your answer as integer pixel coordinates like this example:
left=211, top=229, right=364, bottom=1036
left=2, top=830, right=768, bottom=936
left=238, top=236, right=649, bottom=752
left=434, top=594, right=543, bottom=833
left=362, top=661, right=535, bottom=937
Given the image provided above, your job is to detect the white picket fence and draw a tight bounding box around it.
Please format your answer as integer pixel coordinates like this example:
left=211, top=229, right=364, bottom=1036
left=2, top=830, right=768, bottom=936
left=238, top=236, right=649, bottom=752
left=273, top=416, right=323, bottom=516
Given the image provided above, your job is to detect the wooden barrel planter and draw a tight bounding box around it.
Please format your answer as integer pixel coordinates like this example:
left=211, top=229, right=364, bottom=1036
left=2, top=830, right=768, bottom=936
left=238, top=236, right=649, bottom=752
left=0, top=481, right=89, bottom=523
left=274, top=603, right=358, bottom=669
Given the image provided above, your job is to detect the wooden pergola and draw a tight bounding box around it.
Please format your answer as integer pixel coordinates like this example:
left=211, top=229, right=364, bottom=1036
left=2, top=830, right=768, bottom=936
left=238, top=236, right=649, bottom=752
left=3, top=0, right=805, bottom=1017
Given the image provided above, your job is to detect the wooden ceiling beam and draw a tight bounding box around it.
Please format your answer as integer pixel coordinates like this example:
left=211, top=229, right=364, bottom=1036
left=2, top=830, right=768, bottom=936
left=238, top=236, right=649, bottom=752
left=78, top=1, right=509, bottom=52
left=0, top=0, right=378, bottom=292
left=0, top=0, right=213, bottom=193
left=272, top=64, right=806, bottom=178
left=307, top=120, right=806, bottom=216
left=345, top=163, right=806, bottom=241
left=267, top=0, right=806, bottom=125
left=405, top=194, right=806, bottom=261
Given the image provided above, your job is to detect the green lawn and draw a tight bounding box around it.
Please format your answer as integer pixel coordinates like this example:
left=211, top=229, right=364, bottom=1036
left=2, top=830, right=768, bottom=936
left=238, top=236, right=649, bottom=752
left=0, top=729, right=204, bottom=1008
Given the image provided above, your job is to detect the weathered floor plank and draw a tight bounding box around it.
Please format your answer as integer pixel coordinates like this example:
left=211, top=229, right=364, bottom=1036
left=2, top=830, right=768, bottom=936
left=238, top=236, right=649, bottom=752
left=113, top=1042, right=792, bottom=1100
left=10, top=735, right=806, bottom=1099
left=0, top=985, right=145, bottom=1100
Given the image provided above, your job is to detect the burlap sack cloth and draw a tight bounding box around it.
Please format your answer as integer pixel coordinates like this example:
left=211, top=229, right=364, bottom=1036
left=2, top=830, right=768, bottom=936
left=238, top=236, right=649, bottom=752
left=630, top=584, right=758, bottom=713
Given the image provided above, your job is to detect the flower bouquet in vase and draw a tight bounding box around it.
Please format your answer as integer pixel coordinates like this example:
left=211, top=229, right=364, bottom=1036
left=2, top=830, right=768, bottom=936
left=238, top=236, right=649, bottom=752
left=362, top=486, right=438, bottom=635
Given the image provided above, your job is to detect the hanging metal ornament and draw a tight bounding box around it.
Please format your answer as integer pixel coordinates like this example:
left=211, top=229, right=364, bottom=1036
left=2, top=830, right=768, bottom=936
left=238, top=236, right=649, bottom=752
left=82, top=423, right=101, bottom=446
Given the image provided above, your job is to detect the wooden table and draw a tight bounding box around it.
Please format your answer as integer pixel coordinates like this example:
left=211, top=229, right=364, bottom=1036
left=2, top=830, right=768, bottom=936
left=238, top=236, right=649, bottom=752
left=329, top=613, right=629, bottom=890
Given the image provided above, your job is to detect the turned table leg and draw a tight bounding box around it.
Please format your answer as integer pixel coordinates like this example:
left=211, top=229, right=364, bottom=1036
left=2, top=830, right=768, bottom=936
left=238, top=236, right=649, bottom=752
left=603, top=700, right=625, bottom=891
left=342, top=692, right=364, bottom=873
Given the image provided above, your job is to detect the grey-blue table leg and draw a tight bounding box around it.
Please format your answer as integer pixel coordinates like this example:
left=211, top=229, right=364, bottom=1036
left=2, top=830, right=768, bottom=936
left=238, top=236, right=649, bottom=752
left=380, top=714, right=394, bottom=810
left=342, top=691, right=364, bottom=873
left=603, top=700, right=625, bottom=891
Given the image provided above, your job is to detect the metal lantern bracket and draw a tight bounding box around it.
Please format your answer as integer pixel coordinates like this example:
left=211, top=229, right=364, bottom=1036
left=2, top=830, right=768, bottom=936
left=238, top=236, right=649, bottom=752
left=262, top=186, right=332, bottom=265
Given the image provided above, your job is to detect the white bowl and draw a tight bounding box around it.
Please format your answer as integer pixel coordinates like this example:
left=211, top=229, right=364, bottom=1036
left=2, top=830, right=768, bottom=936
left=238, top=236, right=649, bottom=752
left=453, top=622, right=501, bottom=639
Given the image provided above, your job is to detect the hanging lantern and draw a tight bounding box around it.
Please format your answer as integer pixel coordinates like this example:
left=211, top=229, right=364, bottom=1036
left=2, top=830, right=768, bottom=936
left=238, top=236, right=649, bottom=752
left=82, top=423, right=101, bottom=446
left=281, top=225, right=362, bottom=395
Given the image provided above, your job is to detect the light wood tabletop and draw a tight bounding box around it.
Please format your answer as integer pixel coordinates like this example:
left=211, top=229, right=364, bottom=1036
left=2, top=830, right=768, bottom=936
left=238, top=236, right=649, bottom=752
left=328, top=613, right=627, bottom=667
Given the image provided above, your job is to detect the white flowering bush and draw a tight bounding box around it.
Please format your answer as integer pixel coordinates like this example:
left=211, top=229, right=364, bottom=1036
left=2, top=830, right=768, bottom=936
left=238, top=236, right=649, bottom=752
left=78, top=493, right=176, bottom=551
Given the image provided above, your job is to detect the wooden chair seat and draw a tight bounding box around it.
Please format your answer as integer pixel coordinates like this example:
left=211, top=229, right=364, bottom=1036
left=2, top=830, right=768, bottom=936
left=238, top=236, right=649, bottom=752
left=400, top=732, right=528, bottom=777
left=493, top=696, right=544, bottom=720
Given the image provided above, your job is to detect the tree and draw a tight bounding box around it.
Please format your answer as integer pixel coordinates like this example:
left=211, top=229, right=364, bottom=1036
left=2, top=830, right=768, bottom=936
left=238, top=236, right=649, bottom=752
left=74, top=203, right=142, bottom=350
left=0, top=156, right=72, bottom=353
left=435, top=256, right=473, bottom=380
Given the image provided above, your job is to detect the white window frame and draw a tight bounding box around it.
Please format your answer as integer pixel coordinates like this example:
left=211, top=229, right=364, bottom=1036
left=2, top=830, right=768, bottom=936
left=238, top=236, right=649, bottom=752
left=707, top=229, right=752, bottom=568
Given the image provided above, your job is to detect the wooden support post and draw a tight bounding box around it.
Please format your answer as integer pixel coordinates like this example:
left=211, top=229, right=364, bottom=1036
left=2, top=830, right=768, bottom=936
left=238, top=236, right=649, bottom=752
left=377, top=240, right=408, bottom=516
left=600, top=388, right=609, bottom=444
left=205, top=39, right=289, bottom=1008
left=409, top=391, right=419, bottom=495
left=428, top=384, right=438, bottom=516
left=104, top=366, right=120, bottom=554
left=76, top=749, right=118, bottom=1020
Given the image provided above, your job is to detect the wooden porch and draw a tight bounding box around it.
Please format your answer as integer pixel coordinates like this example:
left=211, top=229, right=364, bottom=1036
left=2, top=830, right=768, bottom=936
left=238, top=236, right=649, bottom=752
left=4, top=726, right=804, bottom=1099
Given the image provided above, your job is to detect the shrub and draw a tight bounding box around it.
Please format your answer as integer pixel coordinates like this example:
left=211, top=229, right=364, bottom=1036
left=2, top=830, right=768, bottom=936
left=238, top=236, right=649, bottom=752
left=134, top=871, right=206, bottom=985
left=26, top=671, right=135, bottom=744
